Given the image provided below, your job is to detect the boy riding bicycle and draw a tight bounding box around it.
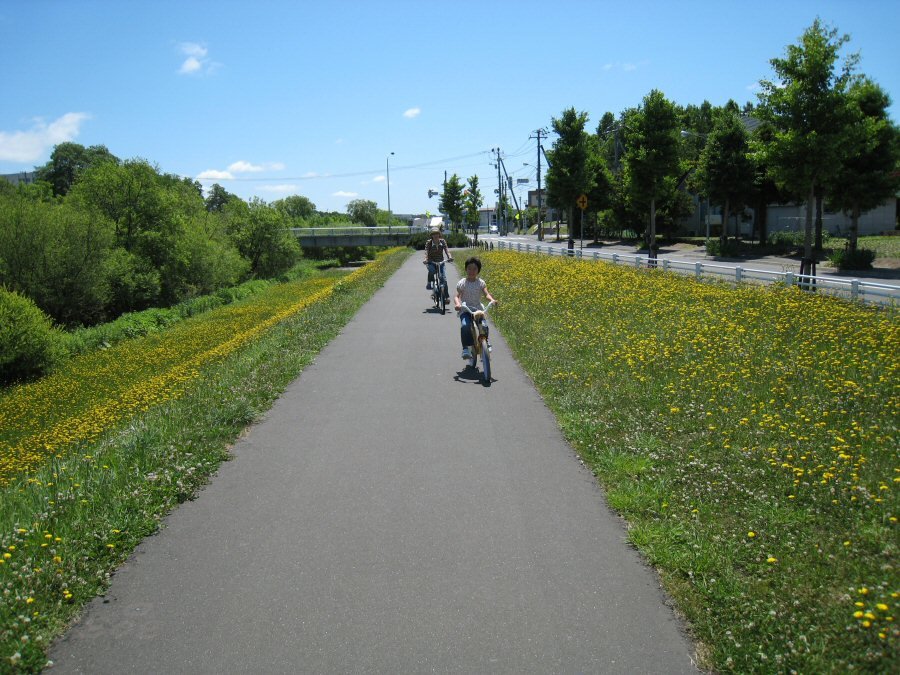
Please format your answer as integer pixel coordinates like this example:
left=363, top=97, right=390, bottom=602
left=454, top=256, right=498, bottom=360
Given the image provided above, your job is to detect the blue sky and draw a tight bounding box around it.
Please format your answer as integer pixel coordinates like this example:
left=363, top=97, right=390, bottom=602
left=2, top=0, right=898, bottom=215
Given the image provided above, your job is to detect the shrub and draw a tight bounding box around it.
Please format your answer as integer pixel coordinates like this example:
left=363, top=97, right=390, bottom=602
left=705, top=238, right=742, bottom=257
left=828, top=246, right=876, bottom=271
left=0, top=287, right=63, bottom=384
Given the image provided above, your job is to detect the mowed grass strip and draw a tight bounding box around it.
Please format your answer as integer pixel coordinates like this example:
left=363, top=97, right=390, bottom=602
left=474, top=250, right=898, bottom=673
left=0, top=248, right=410, bottom=672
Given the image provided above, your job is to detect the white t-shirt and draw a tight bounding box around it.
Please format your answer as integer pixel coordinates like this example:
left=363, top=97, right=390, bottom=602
left=456, top=277, right=486, bottom=309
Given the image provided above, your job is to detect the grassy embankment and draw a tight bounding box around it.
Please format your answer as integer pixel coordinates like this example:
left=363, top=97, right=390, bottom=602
left=0, top=248, right=411, bottom=672
left=473, top=250, right=897, bottom=673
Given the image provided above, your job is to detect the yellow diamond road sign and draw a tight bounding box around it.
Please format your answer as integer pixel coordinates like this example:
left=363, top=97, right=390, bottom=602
left=576, top=194, right=588, bottom=209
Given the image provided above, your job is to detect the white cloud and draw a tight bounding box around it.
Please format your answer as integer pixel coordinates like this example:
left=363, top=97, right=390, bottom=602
left=0, top=112, right=91, bottom=163
left=333, top=190, right=358, bottom=198
left=181, top=42, right=207, bottom=58
left=196, top=169, right=234, bottom=180
left=335, top=138, right=345, bottom=144
left=228, top=160, right=264, bottom=173
left=601, top=61, right=648, bottom=73
left=179, top=57, right=203, bottom=74
left=178, top=42, right=219, bottom=76
left=403, top=107, right=421, bottom=119
left=746, top=82, right=761, bottom=92
left=228, top=160, right=285, bottom=173
left=260, top=184, right=297, bottom=193
left=372, top=175, right=386, bottom=183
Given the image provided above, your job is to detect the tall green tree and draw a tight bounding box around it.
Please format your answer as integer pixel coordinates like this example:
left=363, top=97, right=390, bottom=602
left=694, top=111, right=756, bottom=245
left=584, top=135, right=613, bottom=240
left=827, top=78, right=900, bottom=252
left=622, top=90, right=681, bottom=257
left=545, top=107, right=593, bottom=242
left=439, top=174, right=465, bottom=231
left=346, top=199, right=378, bottom=227
left=0, top=191, right=116, bottom=325
left=464, top=175, right=483, bottom=231
left=273, top=194, right=316, bottom=221
left=233, top=198, right=301, bottom=277
left=34, top=142, right=118, bottom=196
left=205, top=183, right=234, bottom=212
left=754, top=19, right=859, bottom=269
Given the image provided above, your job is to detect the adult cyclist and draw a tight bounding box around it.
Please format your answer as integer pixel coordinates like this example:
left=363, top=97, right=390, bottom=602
left=424, top=226, right=452, bottom=300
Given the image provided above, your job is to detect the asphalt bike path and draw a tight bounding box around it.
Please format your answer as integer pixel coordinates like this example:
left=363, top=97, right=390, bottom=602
left=50, top=255, right=697, bottom=673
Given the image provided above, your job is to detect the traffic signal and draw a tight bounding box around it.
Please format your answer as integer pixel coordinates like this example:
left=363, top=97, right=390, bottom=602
left=427, top=189, right=438, bottom=198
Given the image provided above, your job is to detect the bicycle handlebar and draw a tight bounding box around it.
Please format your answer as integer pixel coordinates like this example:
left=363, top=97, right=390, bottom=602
left=458, top=300, right=495, bottom=315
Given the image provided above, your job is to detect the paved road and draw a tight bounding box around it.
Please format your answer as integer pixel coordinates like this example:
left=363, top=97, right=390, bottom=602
left=50, top=255, right=698, bottom=674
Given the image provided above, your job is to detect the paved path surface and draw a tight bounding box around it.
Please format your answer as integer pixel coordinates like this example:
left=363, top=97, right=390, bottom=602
left=50, top=255, right=698, bottom=674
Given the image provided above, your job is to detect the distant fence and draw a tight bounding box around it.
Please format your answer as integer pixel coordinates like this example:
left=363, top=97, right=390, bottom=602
left=486, top=239, right=899, bottom=306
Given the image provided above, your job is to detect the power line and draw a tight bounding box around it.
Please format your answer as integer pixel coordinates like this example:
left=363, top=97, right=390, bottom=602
left=211, top=150, right=493, bottom=182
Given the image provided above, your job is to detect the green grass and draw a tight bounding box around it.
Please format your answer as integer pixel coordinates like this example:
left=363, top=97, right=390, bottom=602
left=0, top=249, right=411, bottom=672
left=476, top=249, right=897, bottom=673
left=856, top=235, right=900, bottom=260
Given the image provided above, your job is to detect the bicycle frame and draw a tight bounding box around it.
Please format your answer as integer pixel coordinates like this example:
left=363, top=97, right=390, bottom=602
left=459, top=301, right=495, bottom=381
left=425, top=261, right=450, bottom=313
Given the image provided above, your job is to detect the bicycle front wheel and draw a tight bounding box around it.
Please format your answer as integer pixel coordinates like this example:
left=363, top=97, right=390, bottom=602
left=480, top=340, right=491, bottom=382
left=438, top=284, right=446, bottom=314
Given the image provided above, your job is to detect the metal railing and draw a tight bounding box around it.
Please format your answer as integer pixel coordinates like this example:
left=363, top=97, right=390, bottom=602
left=290, top=226, right=427, bottom=237
left=489, top=240, right=899, bottom=306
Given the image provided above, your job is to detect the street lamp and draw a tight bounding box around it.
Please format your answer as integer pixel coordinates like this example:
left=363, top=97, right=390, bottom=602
left=680, top=130, right=711, bottom=241
left=386, top=152, right=394, bottom=227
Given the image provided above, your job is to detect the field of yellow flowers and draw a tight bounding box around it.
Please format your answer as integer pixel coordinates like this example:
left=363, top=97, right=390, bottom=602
left=0, top=249, right=410, bottom=672
left=478, top=250, right=897, bottom=673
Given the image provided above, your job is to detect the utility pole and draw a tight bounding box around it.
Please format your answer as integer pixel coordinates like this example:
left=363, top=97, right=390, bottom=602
left=530, top=129, right=546, bottom=241
left=493, top=147, right=503, bottom=235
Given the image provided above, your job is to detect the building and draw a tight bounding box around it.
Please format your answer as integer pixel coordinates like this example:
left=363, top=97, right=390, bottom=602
left=0, top=171, right=37, bottom=186
left=678, top=196, right=898, bottom=239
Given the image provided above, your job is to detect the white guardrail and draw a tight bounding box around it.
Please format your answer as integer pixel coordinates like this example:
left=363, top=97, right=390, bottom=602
left=489, top=240, right=900, bottom=306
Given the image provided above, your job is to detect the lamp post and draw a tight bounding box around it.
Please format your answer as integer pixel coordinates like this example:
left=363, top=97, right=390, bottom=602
left=386, top=151, right=394, bottom=227
left=680, top=130, right=711, bottom=241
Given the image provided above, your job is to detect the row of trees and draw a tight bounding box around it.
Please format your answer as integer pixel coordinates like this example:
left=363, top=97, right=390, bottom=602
left=540, top=19, right=899, bottom=266
left=0, top=145, right=384, bottom=328
left=438, top=174, right=485, bottom=233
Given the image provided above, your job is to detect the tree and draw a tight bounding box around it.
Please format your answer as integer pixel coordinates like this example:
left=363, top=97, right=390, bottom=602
left=545, top=108, right=592, bottom=243
left=273, top=194, right=316, bottom=221
left=233, top=198, right=301, bottom=277
left=34, top=142, right=118, bottom=196
left=694, top=111, right=756, bottom=245
left=584, top=135, right=613, bottom=240
left=622, top=90, right=681, bottom=258
left=464, top=175, right=483, bottom=231
left=754, top=19, right=859, bottom=272
left=346, top=199, right=378, bottom=227
left=439, top=174, right=465, bottom=231
left=205, top=183, right=234, bottom=212
left=0, top=190, right=115, bottom=325
left=827, top=78, right=900, bottom=252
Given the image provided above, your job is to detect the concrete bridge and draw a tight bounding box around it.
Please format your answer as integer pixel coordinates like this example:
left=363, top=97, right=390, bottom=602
left=291, top=226, right=426, bottom=247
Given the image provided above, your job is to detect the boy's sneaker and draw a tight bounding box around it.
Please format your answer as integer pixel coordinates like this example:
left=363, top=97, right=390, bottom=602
left=487, top=342, right=492, bottom=353
left=461, top=347, right=472, bottom=359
